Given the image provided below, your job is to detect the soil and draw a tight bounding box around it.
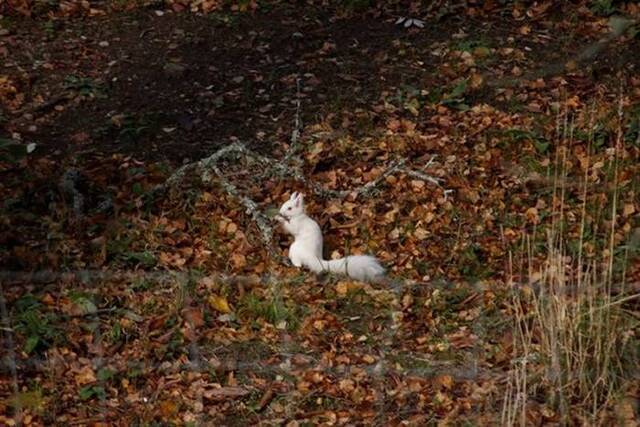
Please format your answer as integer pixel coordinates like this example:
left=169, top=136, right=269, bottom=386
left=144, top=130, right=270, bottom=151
left=3, top=4, right=636, bottom=165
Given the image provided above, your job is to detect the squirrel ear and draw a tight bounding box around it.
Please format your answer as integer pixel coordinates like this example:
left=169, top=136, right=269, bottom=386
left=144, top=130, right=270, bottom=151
left=295, top=193, right=304, bottom=207
left=290, top=191, right=298, bottom=200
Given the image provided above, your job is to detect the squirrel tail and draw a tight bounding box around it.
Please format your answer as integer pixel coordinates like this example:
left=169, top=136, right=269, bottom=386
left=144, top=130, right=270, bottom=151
left=320, top=255, right=385, bottom=282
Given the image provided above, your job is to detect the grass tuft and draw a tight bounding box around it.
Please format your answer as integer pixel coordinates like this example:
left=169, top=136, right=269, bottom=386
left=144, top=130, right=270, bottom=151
left=502, top=106, right=639, bottom=425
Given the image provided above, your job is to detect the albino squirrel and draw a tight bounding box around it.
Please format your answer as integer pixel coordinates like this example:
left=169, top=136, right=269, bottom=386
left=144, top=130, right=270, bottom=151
left=275, top=192, right=385, bottom=282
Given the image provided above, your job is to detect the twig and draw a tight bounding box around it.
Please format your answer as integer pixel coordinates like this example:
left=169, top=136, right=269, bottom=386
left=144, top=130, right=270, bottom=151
left=337, top=156, right=444, bottom=198
left=154, top=141, right=446, bottom=250
left=257, top=386, right=275, bottom=412
left=290, top=77, right=302, bottom=149
left=340, top=158, right=407, bottom=198
left=60, top=307, right=118, bottom=319
left=401, top=168, right=442, bottom=187
left=211, top=164, right=274, bottom=247
left=15, top=92, right=74, bottom=116
left=282, top=77, right=306, bottom=181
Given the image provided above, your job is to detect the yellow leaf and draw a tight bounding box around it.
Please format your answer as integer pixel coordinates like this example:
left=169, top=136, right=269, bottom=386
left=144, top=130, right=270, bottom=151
left=208, top=295, right=231, bottom=313
left=339, top=379, right=355, bottom=393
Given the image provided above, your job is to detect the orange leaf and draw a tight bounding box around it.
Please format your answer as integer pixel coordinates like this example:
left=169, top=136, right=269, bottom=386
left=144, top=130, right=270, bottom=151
left=159, top=400, right=178, bottom=417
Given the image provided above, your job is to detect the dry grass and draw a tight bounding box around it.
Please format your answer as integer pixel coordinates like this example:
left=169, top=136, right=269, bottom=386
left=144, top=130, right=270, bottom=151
left=502, top=108, right=640, bottom=425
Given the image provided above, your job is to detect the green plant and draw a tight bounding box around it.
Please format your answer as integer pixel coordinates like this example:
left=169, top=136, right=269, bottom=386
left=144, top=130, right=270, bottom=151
left=63, top=75, right=106, bottom=99
left=238, top=289, right=301, bottom=330
left=106, top=227, right=157, bottom=268
left=624, top=106, right=640, bottom=147
left=575, top=121, right=611, bottom=152
left=121, top=250, right=156, bottom=267
left=501, top=128, right=550, bottom=154
left=78, top=384, right=106, bottom=401
left=458, top=242, right=493, bottom=280
left=454, top=38, right=490, bottom=53
left=341, top=0, right=372, bottom=12
left=441, top=79, right=469, bottom=111
left=589, top=0, right=618, bottom=16
left=13, top=294, right=62, bottom=354
left=383, top=84, right=426, bottom=116
left=8, top=388, right=45, bottom=413
left=96, top=112, right=163, bottom=144
left=42, top=20, right=59, bottom=38
left=0, top=137, right=36, bottom=163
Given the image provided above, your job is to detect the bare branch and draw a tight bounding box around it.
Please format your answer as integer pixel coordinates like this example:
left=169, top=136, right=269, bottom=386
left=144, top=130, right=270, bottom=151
left=211, top=164, right=274, bottom=246
left=401, top=167, right=442, bottom=187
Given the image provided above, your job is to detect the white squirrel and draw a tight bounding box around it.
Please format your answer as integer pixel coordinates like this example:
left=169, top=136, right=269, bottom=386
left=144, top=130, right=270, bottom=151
left=275, top=192, right=385, bottom=282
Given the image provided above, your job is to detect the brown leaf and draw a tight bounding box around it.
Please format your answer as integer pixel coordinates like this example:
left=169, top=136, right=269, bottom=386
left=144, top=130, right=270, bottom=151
left=434, top=374, right=454, bottom=390
left=159, top=400, right=179, bottom=417
left=257, top=387, right=275, bottom=411
left=182, top=307, right=204, bottom=328
left=203, top=386, right=249, bottom=401
left=230, top=252, right=246, bottom=269
left=75, top=365, right=96, bottom=386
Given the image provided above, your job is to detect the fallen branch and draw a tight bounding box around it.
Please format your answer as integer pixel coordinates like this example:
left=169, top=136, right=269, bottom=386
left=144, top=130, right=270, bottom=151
left=15, top=92, right=75, bottom=116
left=401, top=167, right=442, bottom=187
left=212, top=164, right=274, bottom=246
left=337, top=158, right=407, bottom=198
left=154, top=142, right=445, bottom=248
left=152, top=78, right=446, bottom=255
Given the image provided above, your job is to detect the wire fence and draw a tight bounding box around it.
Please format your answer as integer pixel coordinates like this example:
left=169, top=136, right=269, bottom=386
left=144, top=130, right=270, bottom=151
left=1, top=269, right=514, bottom=424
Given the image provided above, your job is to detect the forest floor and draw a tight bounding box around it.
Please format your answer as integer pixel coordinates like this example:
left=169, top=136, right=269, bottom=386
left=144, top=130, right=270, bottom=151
left=1, top=1, right=639, bottom=425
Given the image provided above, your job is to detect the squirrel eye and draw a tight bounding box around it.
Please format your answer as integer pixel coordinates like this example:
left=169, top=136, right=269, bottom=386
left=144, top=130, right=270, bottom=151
left=287, top=207, right=292, bottom=210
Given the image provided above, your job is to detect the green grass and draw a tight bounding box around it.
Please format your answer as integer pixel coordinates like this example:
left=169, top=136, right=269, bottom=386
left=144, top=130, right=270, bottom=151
left=453, top=38, right=491, bottom=53
left=458, top=243, right=493, bottom=280
left=63, top=75, right=107, bottom=99
left=500, top=128, right=550, bottom=154
left=95, top=112, right=164, bottom=144
left=13, top=294, right=64, bottom=354
left=589, top=0, right=618, bottom=16
left=237, top=289, right=303, bottom=330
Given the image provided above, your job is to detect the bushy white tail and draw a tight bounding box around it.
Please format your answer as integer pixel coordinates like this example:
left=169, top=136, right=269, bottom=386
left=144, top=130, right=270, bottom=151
left=317, top=255, right=385, bottom=282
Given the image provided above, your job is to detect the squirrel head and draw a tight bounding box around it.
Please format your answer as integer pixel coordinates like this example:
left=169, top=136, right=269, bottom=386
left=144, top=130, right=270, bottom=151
left=278, top=191, right=305, bottom=221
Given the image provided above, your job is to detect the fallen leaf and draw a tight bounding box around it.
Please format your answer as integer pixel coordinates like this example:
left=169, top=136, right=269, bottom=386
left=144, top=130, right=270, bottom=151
left=159, top=400, right=179, bottom=417
left=209, top=295, right=231, bottom=313
left=203, top=386, right=249, bottom=400
left=75, top=365, right=96, bottom=386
